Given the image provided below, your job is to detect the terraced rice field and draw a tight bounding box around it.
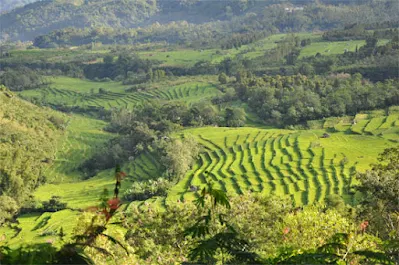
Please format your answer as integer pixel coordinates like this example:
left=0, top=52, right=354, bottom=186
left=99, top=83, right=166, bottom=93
left=0, top=210, right=80, bottom=248
left=19, top=77, right=220, bottom=108
left=350, top=115, right=399, bottom=140
left=320, top=112, right=399, bottom=141
left=166, top=127, right=397, bottom=207
left=146, top=82, right=221, bottom=103
left=43, top=115, right=114, bottom=183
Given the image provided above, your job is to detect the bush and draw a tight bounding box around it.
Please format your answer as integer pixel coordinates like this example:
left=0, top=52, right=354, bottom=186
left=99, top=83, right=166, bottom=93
left=0, top=196, right=19, bottom=225
left=123, top=178, right=171, bottom=201
left=48, top=115, right=67, bottom=130
left=41, top=196, right=67, bottom=212
left=218, top=73, right=228, bottom=84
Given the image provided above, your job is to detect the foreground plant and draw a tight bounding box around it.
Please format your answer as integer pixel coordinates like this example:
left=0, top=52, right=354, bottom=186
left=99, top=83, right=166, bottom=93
left=184, top=178, right=261, bottom=264
left=0, top=166, right=128, bottom=265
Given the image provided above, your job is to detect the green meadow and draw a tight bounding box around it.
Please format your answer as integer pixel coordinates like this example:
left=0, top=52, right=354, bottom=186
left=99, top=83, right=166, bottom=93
left=299, top=39, right=390, bottom=58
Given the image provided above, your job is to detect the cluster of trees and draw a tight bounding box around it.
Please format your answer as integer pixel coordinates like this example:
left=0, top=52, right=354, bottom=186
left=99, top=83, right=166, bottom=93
left=0, top=53, right=164, bottom=90
left=323, top=22, right=399, bottom=41
left=224, top=34, right=399, bottom=81
left=0, top=86, right=66, bottom=224
left=221, top=32, right=268, bottom=50
left=233, top=72, right=399, bottom=126
left=123, top=136, right=200, bottom=201
left=82, top=100, right=246, bottom=177
left=0, top=67, right=49, bottom=91
left=85, top=54, right=158, bottom=81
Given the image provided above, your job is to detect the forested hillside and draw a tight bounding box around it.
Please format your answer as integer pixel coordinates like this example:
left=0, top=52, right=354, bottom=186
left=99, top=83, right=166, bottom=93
left=0, top=0, right=38, bottom=13
left=1, top=0, right=398, bottom=42
left=0, top=86, right=66, bottom=225
left=0, top=0, right=158, bottom=41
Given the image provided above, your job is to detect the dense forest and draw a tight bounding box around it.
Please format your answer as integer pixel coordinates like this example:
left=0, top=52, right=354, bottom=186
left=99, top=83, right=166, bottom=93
left=0, top=0, right=38, bottom=13
left=1, top=0, right=398, bottom=42
left=0, top=0, right=398, bottom=264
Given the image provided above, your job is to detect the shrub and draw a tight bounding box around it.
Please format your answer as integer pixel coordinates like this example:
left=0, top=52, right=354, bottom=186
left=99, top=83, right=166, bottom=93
left=123, top=178, right=171, bottom=201
left=48, top=115, right=67, bottom=130
left=41, top=196, right=67, bottom=212
left=0, top=196, right=19, bottom=225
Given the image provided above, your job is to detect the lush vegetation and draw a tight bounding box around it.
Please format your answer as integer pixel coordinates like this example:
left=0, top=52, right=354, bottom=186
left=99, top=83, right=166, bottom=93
left=0, top=86, right=65, bottom=224
left=1, top=0, right=398, bottom=43
left=0, top=0, right=37, bottom=13
left=0, top=1, right=398, bottom=264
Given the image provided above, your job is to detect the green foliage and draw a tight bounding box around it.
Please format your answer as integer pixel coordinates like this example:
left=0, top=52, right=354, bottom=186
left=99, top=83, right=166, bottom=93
left=274, top=232, right=390, bottom=265
left=41, top=196, right=67, bottom=212
left=5, top=0, right=394, bottom=48
left=185, top=179, right=260, bottom=264
left=1, top=0, right=158, bottom=41
left=225, top=107, right=246, bottom=127
left=123, top=178, right=171, bottom=201
left=0, top=196, right=18, bottom=226
left=161, top=136, right=201, bottom=179
left=218, top=73, right=228, bottom=84
left=0, top=67, right=49, bottom=91
left=280, top=207, right=351, bottom=250
left=356, top=147, right=399, bottom=240
left=0, top=87, right=63, bottom=214
left=236, top=74, right=399, bottom=126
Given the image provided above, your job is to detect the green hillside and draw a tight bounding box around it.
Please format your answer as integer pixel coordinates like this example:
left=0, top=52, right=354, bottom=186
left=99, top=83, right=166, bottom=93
left=0, top=87, right=65, bottom=221
left=0, top=0, right=158, bottom=41
left=0, top=0, right=38, bottom=13
left=1, top=2, right=398, bottom=263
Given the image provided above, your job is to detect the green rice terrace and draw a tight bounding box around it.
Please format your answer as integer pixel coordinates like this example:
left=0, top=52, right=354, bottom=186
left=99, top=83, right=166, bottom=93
left=2, top=111, right=398, bottom=248
left=19, top=76, right=221, bottom=108
left=36, top=109, right=399, bottom=209
left=166, top=122, right=398, bottom=207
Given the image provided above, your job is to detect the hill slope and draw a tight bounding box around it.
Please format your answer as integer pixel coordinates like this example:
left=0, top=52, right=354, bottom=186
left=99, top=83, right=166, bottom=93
left=0, top=86, right=65, bottom=220
left=0, top=0, right=158, bottom=41
left=2, top=0, right=398, bottom=42
left=0, top=0, right=38, bottom=13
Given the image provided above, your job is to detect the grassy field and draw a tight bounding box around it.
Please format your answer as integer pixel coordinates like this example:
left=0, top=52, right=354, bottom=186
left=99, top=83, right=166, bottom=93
left=138, top=49, right=218, bottom=67
left=299, top=39, right=390, bottom=58
left=135, top=33, right=319, bottom=65
left=2, top=47, right=107, bottom=64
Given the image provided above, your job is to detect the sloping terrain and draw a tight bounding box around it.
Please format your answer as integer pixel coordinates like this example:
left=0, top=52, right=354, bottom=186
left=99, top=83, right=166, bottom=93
left=0, top=0, right=38, bottom=13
